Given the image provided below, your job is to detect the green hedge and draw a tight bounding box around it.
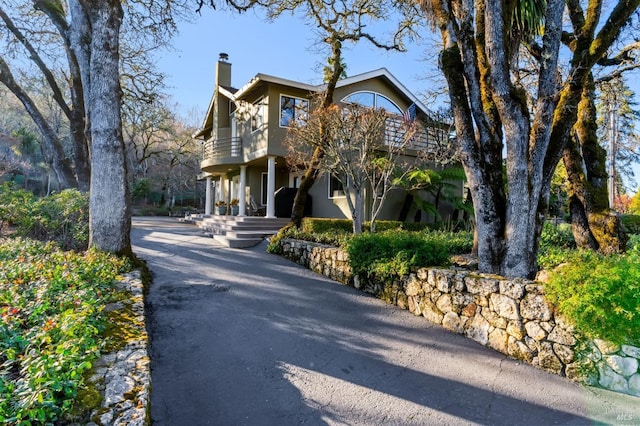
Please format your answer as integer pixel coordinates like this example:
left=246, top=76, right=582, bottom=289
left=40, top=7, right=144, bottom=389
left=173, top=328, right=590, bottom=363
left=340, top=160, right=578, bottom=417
left=300, top=218, right=431, bottom=234
left=345, top=230, right=453, bottom=279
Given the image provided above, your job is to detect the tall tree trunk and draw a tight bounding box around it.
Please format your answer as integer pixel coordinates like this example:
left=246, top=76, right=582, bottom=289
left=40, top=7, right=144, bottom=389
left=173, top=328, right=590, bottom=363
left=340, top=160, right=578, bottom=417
left=0, top=57, right=78, bottom=189
left=80, top=0, right=132, bottom=256
left=10, top=2, right=91, bottom=191
left=440, top=42, right=506, bottom=275
left=434, top=0, right=564, bottom=279
left=563, top=75, right=627, bottom=253
left=35, top=0, right=92, bottom=192
left=290, top=39, right=344, bottom=228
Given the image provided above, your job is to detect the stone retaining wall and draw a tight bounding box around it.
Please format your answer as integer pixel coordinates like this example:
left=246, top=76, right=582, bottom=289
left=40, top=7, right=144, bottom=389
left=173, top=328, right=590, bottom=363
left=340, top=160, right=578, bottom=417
left=278, top=238, right=640, bottom=398
left=84, top=270, right=150, bottom=425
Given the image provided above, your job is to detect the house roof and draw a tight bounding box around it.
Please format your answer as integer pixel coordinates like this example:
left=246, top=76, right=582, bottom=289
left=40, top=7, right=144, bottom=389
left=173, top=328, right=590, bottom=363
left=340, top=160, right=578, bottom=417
left=193, top=67, right=429, bottom=139
left=333, top=68, right=429, bottom=114
left=234, top=73, right=318, bottom=100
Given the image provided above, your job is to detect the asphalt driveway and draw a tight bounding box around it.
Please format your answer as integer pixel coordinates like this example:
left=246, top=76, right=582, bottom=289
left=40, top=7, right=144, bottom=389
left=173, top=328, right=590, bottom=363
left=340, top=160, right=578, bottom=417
left=132, top=217, right=639, bottom=425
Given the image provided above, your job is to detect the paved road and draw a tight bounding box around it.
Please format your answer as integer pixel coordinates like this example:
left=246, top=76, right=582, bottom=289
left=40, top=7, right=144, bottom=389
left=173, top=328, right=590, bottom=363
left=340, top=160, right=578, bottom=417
left=132, top=217, right=639, bottom=426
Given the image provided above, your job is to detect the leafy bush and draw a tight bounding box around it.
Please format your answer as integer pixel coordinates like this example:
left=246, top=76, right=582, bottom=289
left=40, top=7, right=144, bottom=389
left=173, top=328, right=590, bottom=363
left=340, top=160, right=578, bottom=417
left=537, top=222, right=577, bottom=269
left=0, top=185, right=89, bottom=251
left=133, top=205, right=170, bottom=216
left=346, top=230, right=451, bottom=279
left=0, top=238, right=129, bottom=424
left=0, top=183, right=35, bottom=233
left=539, top=222, right=576, bottom=250
left=267, top=225, right=349, bottom=254
left=622, top=215, right=640, bottom=235
left=27, top=189, right=89, bottom=251
left=300, top=218, right=432, bottom=234
left=544, top=241, right=640, bottom=346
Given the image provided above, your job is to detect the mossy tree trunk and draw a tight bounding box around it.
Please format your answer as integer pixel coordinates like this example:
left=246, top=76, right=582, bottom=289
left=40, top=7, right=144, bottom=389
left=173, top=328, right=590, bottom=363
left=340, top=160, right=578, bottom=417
left=421, top=0, right=638, bottom=278
left=563, top=75, right=627, bottom=253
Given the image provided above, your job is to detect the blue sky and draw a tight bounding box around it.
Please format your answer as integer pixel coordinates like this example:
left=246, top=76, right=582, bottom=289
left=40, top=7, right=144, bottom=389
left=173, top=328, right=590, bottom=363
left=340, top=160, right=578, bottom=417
left=156, top=8, right=440, bottom=118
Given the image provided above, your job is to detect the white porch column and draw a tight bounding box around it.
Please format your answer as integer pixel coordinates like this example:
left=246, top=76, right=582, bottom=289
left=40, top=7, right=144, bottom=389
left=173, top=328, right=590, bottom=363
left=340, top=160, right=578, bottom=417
left=218, top=176, right=226, bottom=204
left=204, top=176, right=212, bottom=215
left=266, top=156, right=276, bottom=218
left=239, top=165, right=247, bottom=216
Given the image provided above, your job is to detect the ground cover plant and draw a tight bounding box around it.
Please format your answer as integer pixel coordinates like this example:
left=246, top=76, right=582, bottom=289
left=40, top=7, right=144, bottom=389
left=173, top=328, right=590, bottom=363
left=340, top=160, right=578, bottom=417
left=544, top=235, right=640, bottom=346
left=0, top=238, right=130, bottom=423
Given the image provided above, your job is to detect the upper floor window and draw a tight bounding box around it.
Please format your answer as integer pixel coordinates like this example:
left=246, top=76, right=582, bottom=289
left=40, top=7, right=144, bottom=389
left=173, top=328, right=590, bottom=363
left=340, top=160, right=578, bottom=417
left=280, top=95, right=309, bottom=127
left=252, top=98, right=265, bottom=132
left=341, top=91, right=402, bottom=115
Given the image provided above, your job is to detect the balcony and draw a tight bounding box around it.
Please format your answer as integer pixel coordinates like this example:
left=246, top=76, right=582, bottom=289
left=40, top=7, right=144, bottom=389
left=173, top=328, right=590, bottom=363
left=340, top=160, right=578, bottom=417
left=202, top=136, right=243, bottom=166
left=384, top=116, right=442, bottom=153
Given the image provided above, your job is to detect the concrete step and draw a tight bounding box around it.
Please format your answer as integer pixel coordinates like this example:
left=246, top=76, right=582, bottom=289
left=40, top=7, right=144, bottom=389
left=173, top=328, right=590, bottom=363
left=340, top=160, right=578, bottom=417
left=225, top=229, right=281, bottom=239
left=201, top=216, right=289, bottom=248
left=213, top=235, right=264, bottom=248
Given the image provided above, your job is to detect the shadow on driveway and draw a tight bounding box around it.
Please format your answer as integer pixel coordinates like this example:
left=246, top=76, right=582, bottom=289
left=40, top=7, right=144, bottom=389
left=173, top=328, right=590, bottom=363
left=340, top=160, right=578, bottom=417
left=132, top=217, right=639, bottom=426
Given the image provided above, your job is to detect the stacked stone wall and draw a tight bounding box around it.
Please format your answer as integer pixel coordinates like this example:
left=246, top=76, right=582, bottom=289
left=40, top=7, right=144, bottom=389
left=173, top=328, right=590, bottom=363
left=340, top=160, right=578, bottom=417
left=278, top=238, right=640, bottom=398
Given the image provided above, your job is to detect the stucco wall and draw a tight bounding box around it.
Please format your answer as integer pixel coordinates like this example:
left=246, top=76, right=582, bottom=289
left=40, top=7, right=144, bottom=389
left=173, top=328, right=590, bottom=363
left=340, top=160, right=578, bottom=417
left=276, top=238, right=640, bottom=398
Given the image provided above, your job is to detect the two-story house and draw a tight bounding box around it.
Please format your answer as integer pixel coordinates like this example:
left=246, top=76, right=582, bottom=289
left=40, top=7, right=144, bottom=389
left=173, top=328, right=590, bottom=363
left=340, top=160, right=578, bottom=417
left=193, top=53, right=457, bottom=227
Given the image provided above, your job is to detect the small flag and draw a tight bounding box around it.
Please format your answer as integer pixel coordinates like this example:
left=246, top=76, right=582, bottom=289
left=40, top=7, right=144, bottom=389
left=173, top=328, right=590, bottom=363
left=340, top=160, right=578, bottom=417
left=403, top=102, right=417, bottom=123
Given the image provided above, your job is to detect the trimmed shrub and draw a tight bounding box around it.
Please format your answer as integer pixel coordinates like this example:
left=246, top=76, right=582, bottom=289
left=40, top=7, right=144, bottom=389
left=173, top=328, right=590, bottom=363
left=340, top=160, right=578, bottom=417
left=346, top=230, right=451, bottom=279
left=300, top=217, right=432, bottom=234
left=301, top=218, right=353, bottom=234
left=420, top=229, right=473, bottom=255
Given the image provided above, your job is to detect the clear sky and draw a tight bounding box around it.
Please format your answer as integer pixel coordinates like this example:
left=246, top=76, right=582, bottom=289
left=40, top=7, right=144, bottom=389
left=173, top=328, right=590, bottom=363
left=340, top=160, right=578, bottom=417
left=155, top=8, right=441, bottom=119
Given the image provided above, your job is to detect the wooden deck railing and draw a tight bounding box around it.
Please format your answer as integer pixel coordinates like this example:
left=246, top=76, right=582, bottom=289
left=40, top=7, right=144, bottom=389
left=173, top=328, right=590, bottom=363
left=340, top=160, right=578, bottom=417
left=202, top=137, right=243, bottom=161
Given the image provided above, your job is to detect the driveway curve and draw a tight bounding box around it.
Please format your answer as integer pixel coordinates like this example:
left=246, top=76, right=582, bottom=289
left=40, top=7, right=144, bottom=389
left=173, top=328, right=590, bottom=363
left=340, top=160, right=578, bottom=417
left=132, top=217, right=639, bottom=425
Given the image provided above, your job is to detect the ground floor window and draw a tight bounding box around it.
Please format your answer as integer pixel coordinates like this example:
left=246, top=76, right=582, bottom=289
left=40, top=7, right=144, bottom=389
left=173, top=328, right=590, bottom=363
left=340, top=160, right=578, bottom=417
left=328, top=174, right=345, bottom=199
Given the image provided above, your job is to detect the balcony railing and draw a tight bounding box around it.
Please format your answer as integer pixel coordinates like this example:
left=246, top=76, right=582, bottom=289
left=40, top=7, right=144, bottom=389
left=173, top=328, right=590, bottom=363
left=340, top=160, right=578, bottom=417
left=202, top=137, right=243, bottom=161
left=385, top=116, right=444, bottom=153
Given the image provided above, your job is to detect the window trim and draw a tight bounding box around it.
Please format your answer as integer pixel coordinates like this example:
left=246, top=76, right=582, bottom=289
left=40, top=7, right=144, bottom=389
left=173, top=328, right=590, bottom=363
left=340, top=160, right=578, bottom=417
left=328, top=173, right=346, bottom=199
left=251, top=97, right=265, bottom=133
left=340, top=90, right=403, bottom=115
left=279, top=94, right=309, bottom=128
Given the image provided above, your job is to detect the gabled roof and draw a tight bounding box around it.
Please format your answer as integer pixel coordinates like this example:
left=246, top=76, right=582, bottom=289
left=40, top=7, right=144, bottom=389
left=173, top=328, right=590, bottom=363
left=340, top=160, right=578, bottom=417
left=234, top=73, right=318, bottom=100
left=333, top=68, right=429, bottom=115
left=193, top=67, right=429, bottom=139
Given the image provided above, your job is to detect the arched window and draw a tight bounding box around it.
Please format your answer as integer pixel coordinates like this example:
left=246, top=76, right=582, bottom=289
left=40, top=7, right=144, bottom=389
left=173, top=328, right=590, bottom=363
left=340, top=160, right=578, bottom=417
left=341, top=91, right=403, bottom=115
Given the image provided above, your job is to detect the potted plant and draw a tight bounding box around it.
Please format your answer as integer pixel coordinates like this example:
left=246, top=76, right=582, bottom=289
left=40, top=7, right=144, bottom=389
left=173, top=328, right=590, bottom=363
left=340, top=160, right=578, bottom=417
left=230, top=198, right=240, bottom=216
left=215, top=200, right=227, bottom=215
